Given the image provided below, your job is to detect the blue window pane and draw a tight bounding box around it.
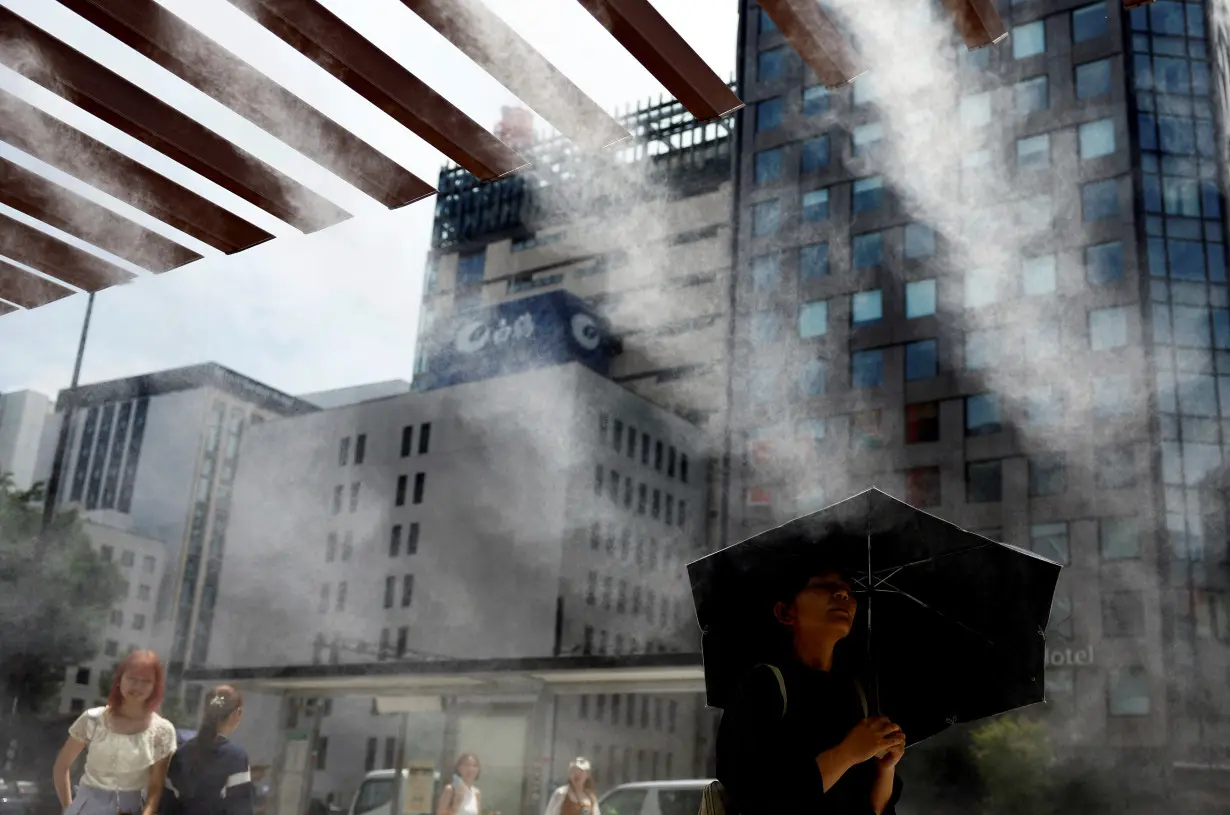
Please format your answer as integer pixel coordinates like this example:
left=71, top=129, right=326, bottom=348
left=1138, top=114, right=1158, bottom=151
left=853, top=232, right=884, bottom=269
left=803, top=85, right=830, bottom=116
left=1154, top=58, right=1190, bottom=94
left=751, top=312, right=781, bottom=343
left=1150, top=1, right=1186, bottom=35
left=1196, top=122, right=1216, bottom=157
left=966, top=394, right=1001, bottom=436
left=798, top=300, right=829, bottom=338
left=905, top=339, right=938, bottom=381
left=1134, top=55, right=1154, bottom=90
left=751, top=254, right=781, bottom=290
left=1143, top=174, right=1163, bottom=212
left=1209, top=244, right=1226, bottom=283
left=758, top=48, right=788, bottom=82
left=1013, top=21, right=1046, bottom=59
left=752, top=200, right=781, bottom=236
left=904, top=224, right=936, bottom=258
left=1213, top=309, right=1230, bottom=349
left=800, top=359, right=827, bottom=397
left=1149, top=237, right=1168, bottom=276
left=800, top=242, right=829, bottom=279
left=1015, top=76, right=1049, bottom=113
left=759, top=7, right=778, bottom=34
left=852, top=290, right=884, bottom=325
left=1131, top=6, right=1148, bottom=31
left=1202, top=182, right=1222, bottom=219
left=906, top=280, right=937, bottom=318
left=1172, top=305, right=1210, bottom=345
left=1191, top=61, right=1211, bottom=96
left=802, top=189, right=830, bottom=222
left=801, top=136, right=830, bottom=172
left=1079, top=119, right=1116, bottom=160
left=1076, top=59, right=1111, bottom=100
left=756, top=97, right=782, bottom=131
left=755, top=148, right=783, bottom=184
left=852, top=350, right=885, bottom=388
left=1082, top=179, right=1120, bottom=221
left=1169, top=240, right=1206, bottom=280
left=1177, top=374, right=1218, bottom=416
left=852, top=176, right=885, bottom=214
left=1086, top=242, right=1124, bottom=285
left=1187, top=4, right=1205, bottom=37
left=1164, top=177, right=1200, bottom=216
left=1072, top=3, right=1109, bottom=42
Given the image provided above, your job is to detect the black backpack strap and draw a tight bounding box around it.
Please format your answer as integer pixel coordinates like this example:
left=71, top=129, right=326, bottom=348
left=755, top=663, right=788, bottom=719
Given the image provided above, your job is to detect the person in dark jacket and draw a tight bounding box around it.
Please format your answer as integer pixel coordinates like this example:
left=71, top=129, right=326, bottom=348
left=716, top=569, right=907, bottom=815
left=160, top=686, right=253, bottom=815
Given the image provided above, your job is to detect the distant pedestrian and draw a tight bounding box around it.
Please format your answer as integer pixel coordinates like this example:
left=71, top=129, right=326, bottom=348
left=542, top=758, right=599, bottom=815
left=435, top=754, right=481, bottom=815
left=160, top=685, right=253, bottom=815
left=53, top=650, right=177, bottom=815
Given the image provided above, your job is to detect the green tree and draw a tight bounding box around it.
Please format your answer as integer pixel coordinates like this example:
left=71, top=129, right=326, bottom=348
left=969, top=714, right=1055, bottom=815
left=0, top=473, right=124, bottom=714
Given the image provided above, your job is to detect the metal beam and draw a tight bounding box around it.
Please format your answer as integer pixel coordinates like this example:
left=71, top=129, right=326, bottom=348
left=0, top=212, right=134, bottom=292
left=0, top=258, right=76, bottom=308
left=0, top=156, right=201, bottom=272
left=756, top=0, right=865, bottom=89
left=0, top=89, right=273, bottom=255
left=574, top=0, right=743, bottom=120
left=942, top=0, right=1008, bottom=50
left=229, top=0, right=528, bottom=181
left=399, top=0, right=630, bottom=151
left=0, top=300, right=15, bottom=315
left=56, top=0, right=434, bottom=209
left=0, top=6, right=349, bottom=233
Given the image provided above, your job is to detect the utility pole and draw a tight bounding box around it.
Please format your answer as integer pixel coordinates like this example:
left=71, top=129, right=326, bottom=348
left=40, top=291, right=95, bottom=538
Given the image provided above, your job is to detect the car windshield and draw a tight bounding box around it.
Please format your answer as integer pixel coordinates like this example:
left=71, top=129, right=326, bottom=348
left=659, top=790, right=703, bottom=815
left=352, top=779, right=394, bottom=815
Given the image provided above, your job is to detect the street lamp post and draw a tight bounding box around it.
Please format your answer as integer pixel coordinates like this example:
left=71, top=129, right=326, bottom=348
left=40, top=291, right=95, bottom=536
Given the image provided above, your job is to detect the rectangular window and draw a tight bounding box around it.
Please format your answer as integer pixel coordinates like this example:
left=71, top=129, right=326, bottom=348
left=326, top=533, right=337, bottom=563
left=752, top=200, right=781, bottom=236
left=143, top=555, right=155, bottom=573
left=1095, top=446, right=1136, bottom=489
left=799, top=300, right=828, bottom=338
left=904, top=224, right=936, bottom=259
left=339, top=437, right=351, bottom=467
left=594, top=465, right=604, bottom=496
left=383, top=576, right=395, bottom=609
left=801, top=189, right=829, bottom=222
left=354, top=434, right=366, bottom=465
left=851, top=122, right=885, bottom=157
left=851, top=350, right=885, bottom=388
left=1015, top=76, right=1049, bottom=114
left=1076, top=59, right=1112, bottom=100
left=959, top=93, right=992, bottom=129
left=1072, top=2, right=1109, bottom=42
left=1030, top=523, right=1070, bottom=565
left=852, top=232, right=883, bottom=269
left=1029, top=455, right=1066, bottom=497
left=966, top=460, right=1003, bottom=503
left=132, top=614, right=146, bottom=631
left=413, top=473, right=426, bottom=504
left=801, top=136, right=830, bottom=172
left=965, top=329, right=1000, bottom=370
left=754, top=148, right=783, bottom=184
left=965, top=394, right=1001, bottom=436
left=852, top=176, right=885, bottom=214
left=799, top=359, right=828, bottom=397
left=1025, top=386, right=1063, bottom=426
left=395, top=475, right=408, bottom=506
left=389, top=525, right=402, bottom=557
left=751, top=312, right=781, bottom=343
left=1086, top=241, right=1123, bottom=285
left=756, top=96, right=783, bottom=131
left=1103, top=591, right=1144, bottom=638
left=802, top=85, right=829, bottom=115
left=335, top=581, right=347, bottom=612
left=1093, top=375, right=1131, bottom=417
left=1100, top=516, right=1140, bottom=559
left=852, top=290, right=883, bottom=325
left=1013, top=21, right=1046, bottom=59
left=348, top=482, right=360, bottom=512
left=905, top=402, right=940, bottom=444
left=800, top=242, right=829, bottom=279
left=905, top=339, right=938, bottom=381
left=613, top=420, right=624, bottom=451
left=965, top=268, right=997, bottom=308
left=332, top=485, right=343, bottom=515
left=1016, top=134, right=1050, bottom=169
left=1090, top=306, right=1130, bottom=350
left=418, top=423, right=432, bottom=454
left=1082, top=179, right=1119, bottom=221
left=905, top=280, right=937, bottom=318
left=758, top=48, right=788, bottom=82
left=1079, top=119, right=1116, bottom=160
left=752, top=253, right=781, bottom=290
left=906, top=467, right=941, bottom=507
left=407, top=522, right=419, bottom=554
left=1022, top=254, right=1057, bottom=296
left=1108, top=667, right=1150, bottom=716
left=401, top=574, right=415, bottom=607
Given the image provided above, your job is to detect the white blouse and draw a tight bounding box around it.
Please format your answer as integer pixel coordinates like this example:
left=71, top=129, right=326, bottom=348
left=68, top=707, right=177, bottom=792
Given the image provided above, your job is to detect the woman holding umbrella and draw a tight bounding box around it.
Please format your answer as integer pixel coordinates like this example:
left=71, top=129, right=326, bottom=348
left=714, top=569, right=907, bottom=815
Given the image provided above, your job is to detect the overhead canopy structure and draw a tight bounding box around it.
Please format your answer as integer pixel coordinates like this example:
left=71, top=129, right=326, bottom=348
left=0, top=0, right=742, bottom=315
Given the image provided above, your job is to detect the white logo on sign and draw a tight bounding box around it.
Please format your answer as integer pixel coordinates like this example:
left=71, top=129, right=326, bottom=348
left=571, top=313, right=601, bottom=351
left=454, top=313, right=536, bottom=354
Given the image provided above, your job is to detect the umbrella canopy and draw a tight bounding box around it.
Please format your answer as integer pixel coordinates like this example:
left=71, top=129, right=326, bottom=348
left=688, top=487, right=1062, bottom=746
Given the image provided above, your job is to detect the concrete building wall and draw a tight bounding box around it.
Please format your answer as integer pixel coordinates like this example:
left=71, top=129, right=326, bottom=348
left=0, top=389, right=51, bottom=491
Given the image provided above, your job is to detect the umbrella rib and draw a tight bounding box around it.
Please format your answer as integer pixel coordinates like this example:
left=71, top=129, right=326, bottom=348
left=874, top=586, right=998, bottom=648
left=870, top=541, right=997, bottom=578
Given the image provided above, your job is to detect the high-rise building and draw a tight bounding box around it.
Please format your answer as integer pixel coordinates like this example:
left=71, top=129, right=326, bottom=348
left=0, top=389, right=52, bottom=491
left=729, top=0, right=1228, bottom=803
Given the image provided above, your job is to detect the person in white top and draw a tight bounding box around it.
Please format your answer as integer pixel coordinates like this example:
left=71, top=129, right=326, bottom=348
left=542, top=758, right=600, bottom=815
left=53, top=650, right=177, bottom=815
left=435, top=753, right=482, bottom=815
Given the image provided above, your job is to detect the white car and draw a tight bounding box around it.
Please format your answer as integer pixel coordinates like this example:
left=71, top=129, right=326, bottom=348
left=348, top=769, right=443, bottom=815
left=597, top=780, right=712, bottom=815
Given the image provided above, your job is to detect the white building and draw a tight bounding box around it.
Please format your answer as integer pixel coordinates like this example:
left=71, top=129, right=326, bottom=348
left=0, top=389, right=52, bottom=491
left=44, top=363, right=315, bottom=708
left=57, top=521, right=167, bottom=714
left=299, top=381, right=414, bottom=409
left=209, top=362, right=709, bottom=802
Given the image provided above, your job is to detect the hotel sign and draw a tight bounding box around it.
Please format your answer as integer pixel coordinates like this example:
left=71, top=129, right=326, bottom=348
left=1044, top=644, right=1094, bottom=667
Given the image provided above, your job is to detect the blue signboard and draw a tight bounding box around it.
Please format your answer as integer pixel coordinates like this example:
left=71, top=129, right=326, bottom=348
left=420, top=291, right=618, bottom=390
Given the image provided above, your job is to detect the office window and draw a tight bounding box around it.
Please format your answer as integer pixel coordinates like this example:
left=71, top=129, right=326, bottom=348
left=104, top=640, right=118, bottom=657
left=326, top=533, right=337, bottom=563
left=132, top=614, right=145, bottom=631
left=1093, top=375, right=1131, bottom=417
left=348, top=482, right=360, bottom=513
left=799, top=300, right=829, bottom=338
left=905, top=402, right=940, bottom=443
left=418, top=423, right=432, bottom=454
left=383, top=576, right=395, bottom=609
left=1072, top=2, right=1109, bottom=42
left=851, top=350, right=885, bottom=388
left=965, top=329, right=1000, bottom=370
left=1013, top=21, right=1046, bottom=59
left=339, top=437, right=351, bottom=467
left=1103, top=591, right=1145, bottom=638
left=1015, top=76, right=1049, bottom=114
left=395, top=475, right=408, bottom=506
left=1086, top=241, right=1124, bottom=285
left=965, top=394, right=1001, bottom=436
left=851, top=290, right=883, bottom=325
left=801, top=136, right=830, bottom=172
left=613, top=420, right=624, bottom=451
left=906, top=467, right=941, bottom=507
left=1016, top=134, right=1050, bottom=169
left=852, top=78, right=877, bottom=106
left=1028, top=455, right=1066, bottom=497
left=1108, top=667, right=1150, bottom=716
left=1080, top=119, right=1116, bottom=160
left=401, top=574, right=414, bottom=607
left=758, top=48, right=788, bottom=82
left=800, top=242, right=829, bottom=279
left=756, top=96, right=783, bottom=131
left=1100, top=516, right=1140, bottom=559
left=852, top=176, right=885, bottom=214
left=801, top=189, right=829, bottom=222
left=799, top=359, right=828, bottom=397
left=354, top=434, right=366, bottom=465
left=389, top=525, right=402, bottom=557
left=959, top=93, right=992, bottom=129
left=802, top=85, right=830, bottom=115
left=1031, top=523, right=1070, bottom=565
left=1076, top=59, right=1112, bottom=100
left=331, top=486, right=343, bottom=515
left=966, top=460, right=1003, bottom=503
left=143, top=555, right=155, bottom=573
left=751, top=312, right=781, bottom=343
left=851, top=122, right=884, bottom=157
left=752, top=200, right=781, bottom=236
left=413, top=473, right=426, bottom=504
left=852, top=232, right=883, bottom=269
left=905, top=340, right=938, bottom=381
left=335, top=581, right=347, bottom=612
left=1095, top=445, right=1136, bottom=489
left=965, top=268, right=997, bottom=308
left=98, top=546, right=113, bottom=563
left=751, top=253, right=781, bottom=292
left=905, top=280, right=937, bottom=318
left=1090, top=306, right=1130, bottom=350
left=406, top=522, right=419, bottom=554
left=400, top=424, right=413, bottom=456
left=1082, top=179, right=1119, bottom=221
left=759, top=7, right=778, bottom=33
left=904, top=224, right=935, bottom=259
left=1022, top=254, right=1057, bottom=295
left=754, top=148, right=783, bottom=184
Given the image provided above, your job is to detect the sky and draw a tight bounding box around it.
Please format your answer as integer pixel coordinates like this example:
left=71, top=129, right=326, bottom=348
left=0, top=0, right=737, bottom=398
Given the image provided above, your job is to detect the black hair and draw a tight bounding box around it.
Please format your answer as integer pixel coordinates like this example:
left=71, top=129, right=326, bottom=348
left=191, top=684, right=242, bottom=767
left=765, top=565, right=862, bottom=676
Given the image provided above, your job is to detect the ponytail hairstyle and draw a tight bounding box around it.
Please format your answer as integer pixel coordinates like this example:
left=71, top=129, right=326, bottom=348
left=191, top=685, right=242, bottom=767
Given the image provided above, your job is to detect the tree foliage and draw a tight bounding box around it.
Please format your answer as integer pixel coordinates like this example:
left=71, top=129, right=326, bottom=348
left=970, top=714, right=1055, bottom=815
left=0, top=473, right=124, bottom=714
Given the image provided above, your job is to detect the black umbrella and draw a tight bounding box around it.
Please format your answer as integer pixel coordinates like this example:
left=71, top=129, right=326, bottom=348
left=688, top=487, right=1062, bottom=746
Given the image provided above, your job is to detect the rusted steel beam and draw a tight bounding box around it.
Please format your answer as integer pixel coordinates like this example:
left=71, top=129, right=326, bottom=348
left=0, top=301, right=15, bottom=315
left=56, top=0, right=434, bottom=208
left=400, top=0, right=630, bottom=150
left=756, top=0, right=865, bottom=89
left=574, top=0, right=743, bottom=120
left=0, top=212, right=134, bottom=293
left=0, top=156, right=201, bottom=273
left=942, top=0, right=1008, bottom=50
left=229, top=0, right=528, bottom=181
left=0, top=89, right=273, bottom=255
left=0, top=258, right=75, bottom=308
left=0, top=6, right=349, bottom=233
